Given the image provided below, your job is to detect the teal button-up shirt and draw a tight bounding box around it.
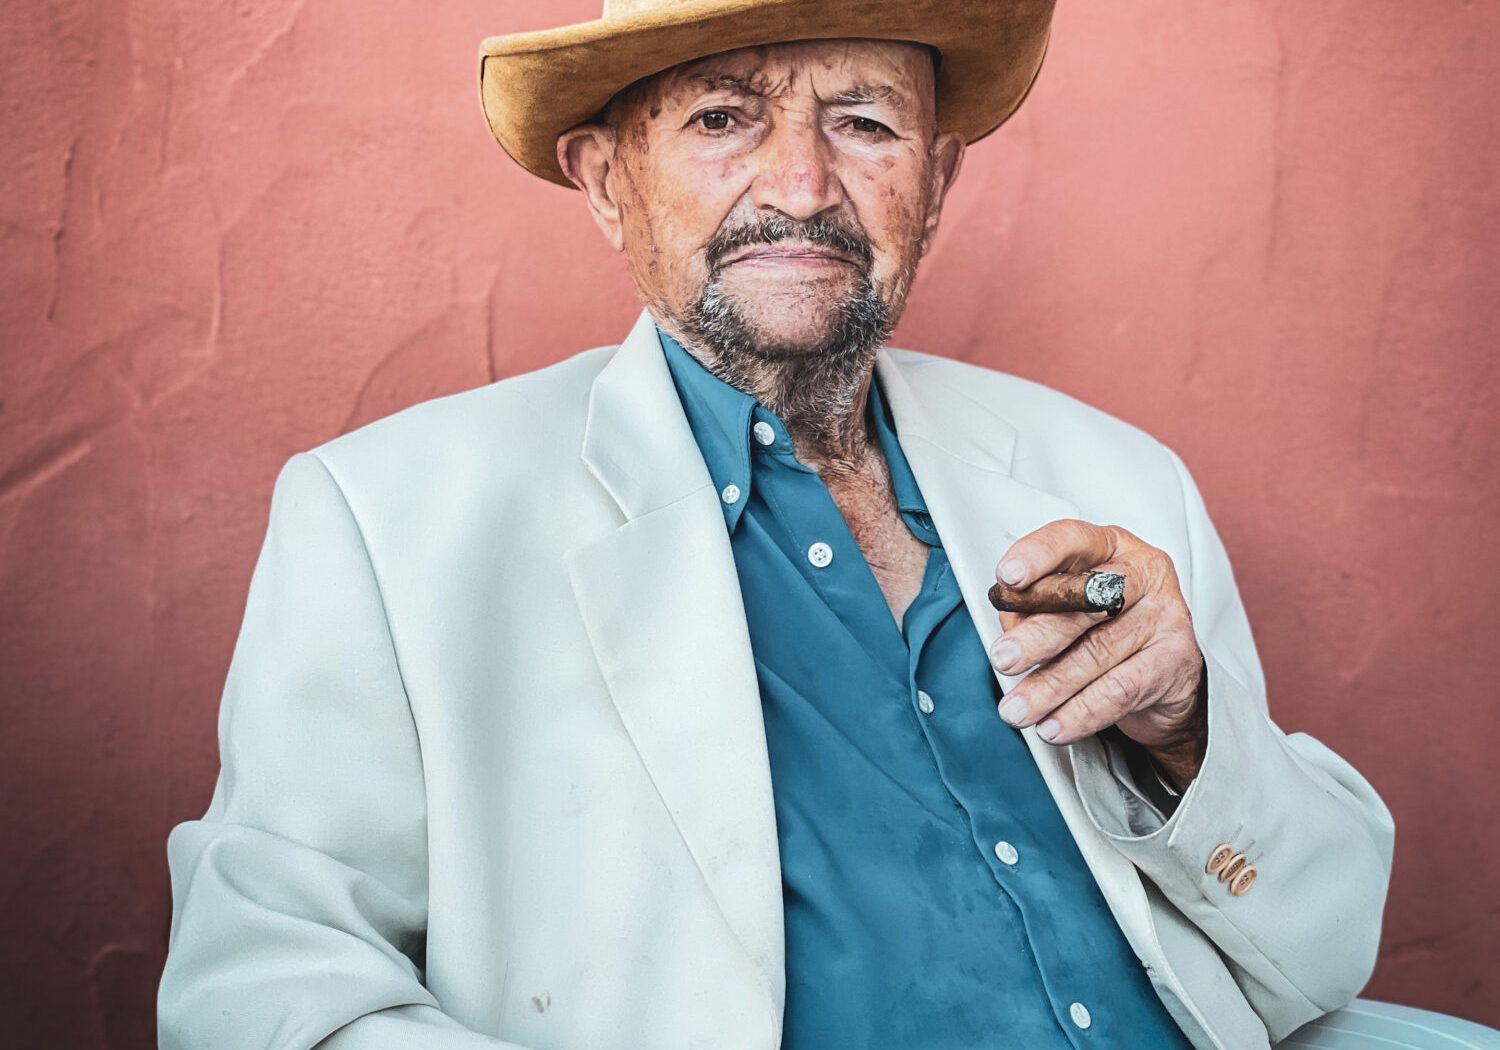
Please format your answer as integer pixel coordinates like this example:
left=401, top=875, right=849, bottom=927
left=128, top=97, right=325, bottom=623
left=657, top=327, right=1191, bottom=1048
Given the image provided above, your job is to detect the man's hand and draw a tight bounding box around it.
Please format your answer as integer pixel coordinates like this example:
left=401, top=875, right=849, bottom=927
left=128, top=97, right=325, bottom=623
left=988, top=519, right=1209, bottom=789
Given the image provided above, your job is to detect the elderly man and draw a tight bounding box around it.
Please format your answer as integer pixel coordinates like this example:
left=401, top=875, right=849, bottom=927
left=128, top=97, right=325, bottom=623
left=159, top=2, right=1399, bottom=1048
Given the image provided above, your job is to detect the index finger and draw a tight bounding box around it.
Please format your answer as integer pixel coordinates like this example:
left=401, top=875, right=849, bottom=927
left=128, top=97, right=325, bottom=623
left=996, top=519, right=1120, bottom=588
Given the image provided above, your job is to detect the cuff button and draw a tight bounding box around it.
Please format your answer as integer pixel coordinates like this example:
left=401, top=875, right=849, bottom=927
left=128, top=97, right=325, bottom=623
left=1218, top=853, right=1248, bottom=883
left=1205, top=843, right=1235, bottom=875
left=1229, top=865, right=1258, bottom=896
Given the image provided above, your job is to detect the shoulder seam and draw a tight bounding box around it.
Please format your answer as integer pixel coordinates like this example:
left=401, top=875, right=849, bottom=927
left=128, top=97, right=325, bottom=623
left=299, top=451, right=426, bottom=787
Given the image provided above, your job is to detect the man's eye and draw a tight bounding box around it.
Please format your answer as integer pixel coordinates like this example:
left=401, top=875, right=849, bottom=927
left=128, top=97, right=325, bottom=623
left=696, top=110, right=733, bottom=131
left=850, top=117, right=891, bottom=136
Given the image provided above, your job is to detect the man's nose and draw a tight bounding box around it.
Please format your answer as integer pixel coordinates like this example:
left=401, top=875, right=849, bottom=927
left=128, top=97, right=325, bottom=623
left=748, top=115, right=844, bottom=220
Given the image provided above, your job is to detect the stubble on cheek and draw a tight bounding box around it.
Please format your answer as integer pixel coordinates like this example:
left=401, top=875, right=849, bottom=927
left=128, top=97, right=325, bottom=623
left=867, top=157, right=933, bottom=323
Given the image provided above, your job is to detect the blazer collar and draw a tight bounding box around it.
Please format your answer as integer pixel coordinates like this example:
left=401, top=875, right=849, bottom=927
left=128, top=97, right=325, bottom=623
left=580, top=309, right=714, bottom=520
left=581, top=308, right=1027, bottom=514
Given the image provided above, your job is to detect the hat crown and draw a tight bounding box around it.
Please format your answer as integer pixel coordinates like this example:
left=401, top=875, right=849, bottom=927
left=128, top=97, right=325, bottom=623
left=480, top=0, right=1056, bottom=187
left=603, top=0, right=700, bottom=20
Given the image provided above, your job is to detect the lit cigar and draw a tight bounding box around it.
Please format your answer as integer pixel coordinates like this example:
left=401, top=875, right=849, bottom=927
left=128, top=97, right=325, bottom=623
left=988, top=570, right=1127, bottom=617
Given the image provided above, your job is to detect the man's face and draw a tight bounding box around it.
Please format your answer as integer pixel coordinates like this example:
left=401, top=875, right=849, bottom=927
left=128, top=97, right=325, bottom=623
left=561, top=38, right=964, bottom=362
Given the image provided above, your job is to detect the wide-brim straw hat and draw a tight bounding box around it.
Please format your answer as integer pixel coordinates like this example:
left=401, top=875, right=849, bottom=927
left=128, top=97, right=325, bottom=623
left=479, top=0, right=1057, bottom=188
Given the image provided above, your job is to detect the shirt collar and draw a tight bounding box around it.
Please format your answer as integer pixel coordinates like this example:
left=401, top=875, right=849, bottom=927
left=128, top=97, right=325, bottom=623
left=657, top=326, right=759, bottom=531
left=865, top=358, right=938, bottom=544
left=657, top=325, right=937, bottom=545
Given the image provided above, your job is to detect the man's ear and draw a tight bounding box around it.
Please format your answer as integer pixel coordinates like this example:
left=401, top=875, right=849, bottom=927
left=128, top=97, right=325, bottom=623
left=918, top=131, right=966, bottom=258
left=557, top=124, right=626, bottom=251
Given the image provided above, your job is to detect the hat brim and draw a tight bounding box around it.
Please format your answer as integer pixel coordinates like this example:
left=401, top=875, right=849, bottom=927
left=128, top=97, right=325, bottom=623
left=479, top=0, right=1055, bottom=188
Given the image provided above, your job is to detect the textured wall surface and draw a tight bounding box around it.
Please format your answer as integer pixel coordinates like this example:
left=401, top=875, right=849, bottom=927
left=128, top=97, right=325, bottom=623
left=2, top=0, right=1497, bottom=1044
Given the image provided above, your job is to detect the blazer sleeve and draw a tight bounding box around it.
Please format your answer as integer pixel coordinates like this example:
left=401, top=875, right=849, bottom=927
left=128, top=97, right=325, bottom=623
left=158, top=452, right=534, bottom=1050
left=1067, top=445, right=1396, bottom=1039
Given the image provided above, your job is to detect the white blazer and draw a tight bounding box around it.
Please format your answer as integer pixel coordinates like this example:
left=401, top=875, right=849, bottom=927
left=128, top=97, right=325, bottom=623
left=159, top=310, right=1395, bottom=1050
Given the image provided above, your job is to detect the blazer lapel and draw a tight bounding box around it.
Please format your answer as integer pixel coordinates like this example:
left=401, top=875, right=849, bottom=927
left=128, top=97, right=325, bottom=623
left=565, top=310, right=785, bottom=1022
left=873, top=350, right=1159, bottom=958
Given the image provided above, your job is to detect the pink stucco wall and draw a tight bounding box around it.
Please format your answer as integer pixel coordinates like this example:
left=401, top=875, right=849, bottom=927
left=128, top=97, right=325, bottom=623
left=2, top=0, right=1496, bottom=1043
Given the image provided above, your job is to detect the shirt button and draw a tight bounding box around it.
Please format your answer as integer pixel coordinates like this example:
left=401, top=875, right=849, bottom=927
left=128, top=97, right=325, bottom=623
left=993, top=840, right=1019, bottom=866
left=1069, top=1002, right=1092, bottom=1030
left=752, top=421, right=776, bottom=446
left=807, top=542, right=834, bottom=568
left=917, top=690, right=935, bottom=715
left=720, top=483, right=741, bottom=505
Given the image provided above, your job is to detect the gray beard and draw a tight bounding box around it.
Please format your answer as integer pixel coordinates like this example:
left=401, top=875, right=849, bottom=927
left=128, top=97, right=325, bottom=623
left=674, top=273, right=894, bottom=449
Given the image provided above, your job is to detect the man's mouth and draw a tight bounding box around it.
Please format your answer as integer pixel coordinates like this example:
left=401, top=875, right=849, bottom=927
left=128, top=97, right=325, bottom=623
left=718, top=242, right=861, bottom=271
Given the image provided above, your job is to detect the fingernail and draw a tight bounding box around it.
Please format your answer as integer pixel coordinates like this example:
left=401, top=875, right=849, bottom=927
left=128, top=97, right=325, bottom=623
left=998, top=695, right=1028, bottom=726
left=1037, top=718, right=1061, bottom=741
left=990, top=639, right=1021, bottom=672
left=999, top=559, right=1026, bottom=586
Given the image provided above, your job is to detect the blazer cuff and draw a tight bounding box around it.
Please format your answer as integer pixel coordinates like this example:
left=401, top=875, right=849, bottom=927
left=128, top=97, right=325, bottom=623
left=1068, top=641, right=1391, bottom=1018
left=1070, top=643, right=1277, bottom=901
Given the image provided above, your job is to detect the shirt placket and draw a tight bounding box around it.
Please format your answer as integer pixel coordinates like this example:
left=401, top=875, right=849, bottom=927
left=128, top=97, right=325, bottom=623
left=751, top=416, right=910, bottom=685
left=909, top=558, right=1111, bottom=1046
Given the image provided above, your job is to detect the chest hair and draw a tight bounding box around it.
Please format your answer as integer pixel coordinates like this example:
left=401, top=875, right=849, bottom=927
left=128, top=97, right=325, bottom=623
left=822, top=464, right=930, bottom=629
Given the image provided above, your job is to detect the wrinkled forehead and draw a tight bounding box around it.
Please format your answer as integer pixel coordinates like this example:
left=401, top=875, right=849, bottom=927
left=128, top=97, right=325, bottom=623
left=610, top=37, right=939, bottom=117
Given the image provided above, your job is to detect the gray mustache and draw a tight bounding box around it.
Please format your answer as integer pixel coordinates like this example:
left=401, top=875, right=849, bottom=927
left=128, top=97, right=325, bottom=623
left=706, top=213, right=874, bottom=272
